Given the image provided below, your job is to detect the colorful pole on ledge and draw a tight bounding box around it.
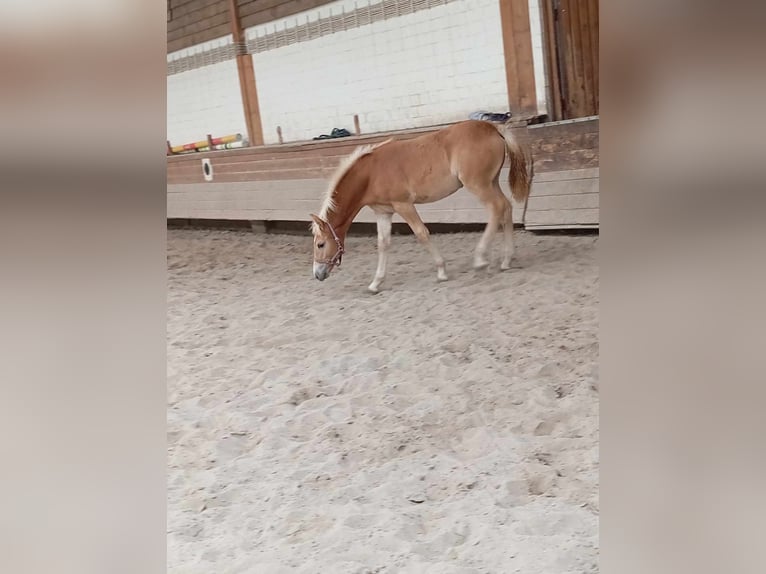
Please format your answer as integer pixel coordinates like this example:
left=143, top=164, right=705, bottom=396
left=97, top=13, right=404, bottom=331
left=169, top=133, right=243, bottom=154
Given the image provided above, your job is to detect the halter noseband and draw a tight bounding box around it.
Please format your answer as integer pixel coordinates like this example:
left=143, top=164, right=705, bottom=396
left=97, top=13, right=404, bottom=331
left=316, top=218, right=344, bottom=269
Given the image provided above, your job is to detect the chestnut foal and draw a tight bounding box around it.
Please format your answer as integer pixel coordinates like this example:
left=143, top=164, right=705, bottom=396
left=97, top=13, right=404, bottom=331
left=310, top=120, right=531, bottom=292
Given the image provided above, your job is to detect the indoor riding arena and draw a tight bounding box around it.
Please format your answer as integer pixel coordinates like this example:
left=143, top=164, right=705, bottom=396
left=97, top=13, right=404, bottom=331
left=167, top=1, right=599, bottom=572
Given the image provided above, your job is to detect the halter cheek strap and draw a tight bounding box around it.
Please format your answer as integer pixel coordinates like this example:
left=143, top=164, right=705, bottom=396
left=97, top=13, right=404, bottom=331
left=317, top=218, right=344, bottom=269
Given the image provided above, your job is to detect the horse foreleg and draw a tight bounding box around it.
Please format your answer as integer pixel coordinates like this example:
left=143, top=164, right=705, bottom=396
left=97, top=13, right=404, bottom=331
left=368, top=212, right=393, bottom=293
left=393, top=203, right=448, bottom=282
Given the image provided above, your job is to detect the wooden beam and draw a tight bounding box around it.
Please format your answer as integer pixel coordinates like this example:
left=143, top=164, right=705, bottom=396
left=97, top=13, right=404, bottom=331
left=228, top=0, right=264, bottom=146
left=541, top=0, right=563, bottom=121
left=498, top=0, right=538, bottom=115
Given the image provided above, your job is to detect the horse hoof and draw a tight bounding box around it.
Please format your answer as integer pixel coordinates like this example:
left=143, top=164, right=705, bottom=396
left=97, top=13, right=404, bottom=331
left=473, top=261, right=489, bottom=271
left=367, top=285, right=381, bottom=294
left=500, top=263, right=512, bottom=271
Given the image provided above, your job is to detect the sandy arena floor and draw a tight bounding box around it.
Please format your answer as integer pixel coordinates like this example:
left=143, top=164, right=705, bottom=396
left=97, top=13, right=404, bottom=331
left=167, top=228, right=599, bottom=574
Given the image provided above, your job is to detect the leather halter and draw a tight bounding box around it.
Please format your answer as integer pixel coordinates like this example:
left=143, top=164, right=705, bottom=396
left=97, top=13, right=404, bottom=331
left=316, top=217, right=344, bottom=269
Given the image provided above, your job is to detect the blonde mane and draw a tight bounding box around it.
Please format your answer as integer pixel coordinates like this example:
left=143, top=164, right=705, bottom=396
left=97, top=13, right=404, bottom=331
left=312, top=139, right=392, bottom=234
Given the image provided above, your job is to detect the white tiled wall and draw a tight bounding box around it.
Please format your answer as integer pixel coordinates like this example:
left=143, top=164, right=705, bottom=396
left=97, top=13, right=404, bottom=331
left=247, top=0, right=512, bottom=144
left=165, top=0, right=549, bottom=145
left=166, top=36, right=248, bottom=145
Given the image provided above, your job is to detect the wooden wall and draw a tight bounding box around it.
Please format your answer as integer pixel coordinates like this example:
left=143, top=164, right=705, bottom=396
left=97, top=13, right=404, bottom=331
left=238, top=0, right=335, bottom=29
left=542, top=0, right=599, bottom=121
left=167, top=118, right=599, bottom=229
left=168, top=125, right=526, bottom=224
left=524, top=115, right=599, bottom=173
left=167, top=0, right=229, bottom=54
left=167, top=0, right=336, bottom=54
left=521, top=116, right=599, bottom=229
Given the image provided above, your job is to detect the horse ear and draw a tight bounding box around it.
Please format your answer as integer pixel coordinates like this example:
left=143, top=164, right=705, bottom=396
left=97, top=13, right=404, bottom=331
left=310, top=214, right=326, bottom=230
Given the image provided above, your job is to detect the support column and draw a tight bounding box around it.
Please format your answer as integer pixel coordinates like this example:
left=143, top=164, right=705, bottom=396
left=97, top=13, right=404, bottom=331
left=228, top=0, right=264, bottom=146
left=499, top=0, right=538, bottom=116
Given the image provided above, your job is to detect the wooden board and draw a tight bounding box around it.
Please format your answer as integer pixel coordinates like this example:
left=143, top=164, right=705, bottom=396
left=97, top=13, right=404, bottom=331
left=525, top=208, right=598, bottom=226
left=167, top=125, right=447, bottom=185
left=167, top=177, right=527, bottom=224
left=527, top=116, right=599, bottom=173
left=525, top=167, right=599, bottom=229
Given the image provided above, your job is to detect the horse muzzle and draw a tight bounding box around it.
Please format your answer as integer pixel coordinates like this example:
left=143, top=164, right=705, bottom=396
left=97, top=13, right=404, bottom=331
left=313, top=262, right=330, bottom=281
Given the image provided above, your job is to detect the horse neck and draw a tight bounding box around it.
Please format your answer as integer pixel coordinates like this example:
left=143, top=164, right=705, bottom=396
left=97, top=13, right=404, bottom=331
left=327, top=181, right=365, bottom=238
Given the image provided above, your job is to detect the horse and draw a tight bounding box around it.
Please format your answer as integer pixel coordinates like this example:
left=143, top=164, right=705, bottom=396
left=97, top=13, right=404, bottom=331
left=310, top=120, right=531, bottom=292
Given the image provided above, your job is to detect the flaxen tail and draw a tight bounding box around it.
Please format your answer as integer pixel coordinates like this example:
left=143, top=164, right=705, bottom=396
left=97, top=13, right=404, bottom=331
left=495, top=124, right=532, bottom=204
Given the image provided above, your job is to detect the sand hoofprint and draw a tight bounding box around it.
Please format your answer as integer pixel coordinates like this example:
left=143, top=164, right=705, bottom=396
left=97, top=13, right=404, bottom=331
left=168, top=228, right=599, bottom=573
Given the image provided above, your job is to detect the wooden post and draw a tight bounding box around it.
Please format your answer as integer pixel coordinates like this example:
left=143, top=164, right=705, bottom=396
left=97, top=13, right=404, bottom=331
left=276, top=126, right=283, bottom=144
left=498, top=0, right=538, bottom=115
left=228, top=0, right=264, bottom=146
left=541, top=0, right=563, bottom=121
left=206, top=134, right=214, bottom=151
left=353, top=114, right=360, bottom=135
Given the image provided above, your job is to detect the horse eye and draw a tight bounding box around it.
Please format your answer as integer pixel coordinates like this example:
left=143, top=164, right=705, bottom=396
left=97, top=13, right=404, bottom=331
left=317, top=242, right=326, bottom=249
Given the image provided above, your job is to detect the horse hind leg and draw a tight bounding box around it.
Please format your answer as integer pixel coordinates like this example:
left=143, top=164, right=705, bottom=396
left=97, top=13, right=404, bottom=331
left=499, top=189, right=515, bottom=270
left=473, top=184, right=513, bottom=270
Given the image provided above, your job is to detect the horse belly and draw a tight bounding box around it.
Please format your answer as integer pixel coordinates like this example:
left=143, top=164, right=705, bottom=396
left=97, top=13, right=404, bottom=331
left=412, top=173, right=462, bottom=204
